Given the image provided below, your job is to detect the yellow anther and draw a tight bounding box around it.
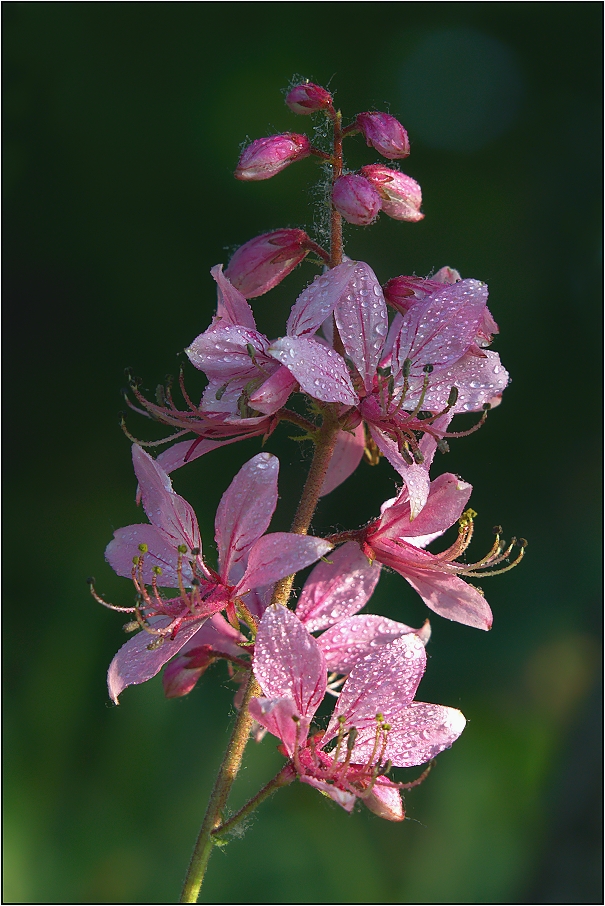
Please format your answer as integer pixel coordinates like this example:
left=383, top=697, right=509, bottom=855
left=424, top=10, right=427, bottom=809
left=138, top=543, right=149, bottom=553
left=459, top=508, right=477, bottom=528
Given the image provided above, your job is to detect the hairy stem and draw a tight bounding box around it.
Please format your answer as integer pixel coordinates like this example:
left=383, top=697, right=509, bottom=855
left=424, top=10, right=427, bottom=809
left=211, top=765, right=295, bottom=840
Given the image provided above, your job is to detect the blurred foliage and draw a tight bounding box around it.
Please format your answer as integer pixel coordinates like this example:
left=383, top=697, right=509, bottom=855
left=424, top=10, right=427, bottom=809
left=3, top=3, right=602, bottom=903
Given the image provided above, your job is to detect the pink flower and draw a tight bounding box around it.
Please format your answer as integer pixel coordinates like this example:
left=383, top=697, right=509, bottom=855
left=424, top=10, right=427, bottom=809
left=361, top=164, right=423, bottom=221
left=225, top=229, right=313, bottom=298
left=286, top=82, right=333, bottom=115
left=105, top=447, right=332, bottom=701
left=274, top=259, right=507, bottom=510
left=359, top=472, right=523, bottom=630
left=355, top=112, right=410, bottom=160
left=235, top=134, right=312, bottom=181
left=250, top=605, right=466, bottom=819
left=332, top=174, right=382, bottom=225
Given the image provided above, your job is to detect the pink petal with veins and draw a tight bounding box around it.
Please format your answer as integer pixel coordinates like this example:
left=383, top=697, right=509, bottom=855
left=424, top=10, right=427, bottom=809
left=248, top=696, right=306, bottom=757
left=106, top=523, right=194, bottom=587
left=215, top=452, right=279, bottom=582
left=300, top=776, right=357, bottom=812
left=210, top=264, right=256, bottom=330
left=333, top=261, right=388, bottom=392
left=268, top=336, right=357, bottom=405
left=186, top=325, right=271, bottom=381
left=325, top=634, right=426, bottom=740
left=402, top=567, right=493, bottom=630
left=368, top=426, right=430, bottom=519
left=296, top=541, right=380, bottom=633
left=253, top=605, right=326, bottom=721
left=286, top=260, right=357, bottom=337
left=394, top=279, right=488, bottom=377
left=238, top=534, right=332, bottom=593
left=132, top=446, right=201, bottom=553
left=375, top=473, right=471, bottom=543
left=318, top=614, right=422, bottom=675
left=248, top=366, right=298, bottom=415
left=108, top=617, right=208, bottom=704
left=354, top=702, right=466, bottom=768
left=320, top=424, right=366, bottom=496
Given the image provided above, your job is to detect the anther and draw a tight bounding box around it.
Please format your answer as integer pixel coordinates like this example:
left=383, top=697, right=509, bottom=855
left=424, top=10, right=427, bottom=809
left=215, top=383, right=229, bottom=401
left=402, top=358, right=412, bottom=378
left=190, top=547, right=201, bottom=556
left=493, top=525, right=503, bottom=535
left=346, top=728, right=358, bottom=752
left=437, top=438, right=450, bottom=454
left=138, top=543, right=149, bottom=553
left=146, top=637, right=165, bottom=651
left=412, top=448, right=425, bottom=465
left=447, top=386, right=459, bottom=407
left=423, top=363, right=434, bottom=374
left=152, top=565, right=163, bottom=576
left=376, top=365, right=392, bottom=377
left=177, top=544, right=188, bottom=554
left=123, top=620, right=139, bottom=633
left=86, top=576, right=95, bottom=585
left=191, top=577, right=201, bottom=587
left=482, top=402, right=491, bottom=411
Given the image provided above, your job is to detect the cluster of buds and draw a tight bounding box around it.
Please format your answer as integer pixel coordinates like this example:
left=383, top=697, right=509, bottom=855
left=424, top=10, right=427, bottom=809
left=97, top=80, right=524, bottom=858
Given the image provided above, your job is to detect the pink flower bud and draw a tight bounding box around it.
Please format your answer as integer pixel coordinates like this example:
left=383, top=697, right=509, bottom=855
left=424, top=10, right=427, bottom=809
left=286, top=82, right=333, bottom=115
left=361, top=165, right=423, bottom=222
left=225, top=229, right=311, bottom=297
left=355, top=112, right=410, bottom=160
left=383, top=268, right=461, bottom=314
left=332, top=174, right=382, bottom=225
left=235, top=133, right=312, bottom=181
left=434, top=266, right=462, bottom=284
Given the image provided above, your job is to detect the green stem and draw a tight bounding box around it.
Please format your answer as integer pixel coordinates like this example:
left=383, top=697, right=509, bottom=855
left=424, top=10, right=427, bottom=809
left=211, top=766, right=295, bottom=840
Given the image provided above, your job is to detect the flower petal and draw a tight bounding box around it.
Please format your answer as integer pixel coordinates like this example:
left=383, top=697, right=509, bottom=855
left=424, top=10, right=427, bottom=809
left=402, top=567, right=493, bottom=630
left=211, top=264, right=256, bottom=330
left=248, top=366, right=298, bottom=415
left=248, top=696, right=305, bottom=756
left=253, top=605, right=326, bottom=721
left=106, top=523, right=193, bottom=587
left=333, top=261, right=389, bottom=392
left=319, top=424, right=366, bottom=496
left=325, top=634, right=426, bottom=740
left=318, top=614, right=423, bottom=675
left=215, top=452, right=279, bottom=583
left=286, top=260, right=357, bottom=337
left=132, top=446, right=201, bottom=554
left=107, top=617, right=208, bottom=704
left=296, top=542, right=380, bottom=633
left=268, top=336, right=357, bottom=406
left=238, top=533, right=332, bottom=592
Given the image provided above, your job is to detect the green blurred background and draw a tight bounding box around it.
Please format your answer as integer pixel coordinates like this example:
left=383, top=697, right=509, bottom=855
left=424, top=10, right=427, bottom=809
left=4, top=3, right=602, bottom=903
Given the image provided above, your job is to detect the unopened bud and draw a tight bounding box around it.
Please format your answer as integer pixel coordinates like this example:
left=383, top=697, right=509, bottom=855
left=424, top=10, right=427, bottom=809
left=286, top=82, right=333, bottom=115
left=235, top=133, right=311, bottom=181
left=332, top=174, right=381, bottom=225
left=434, top=266, right=462, bottom=284
left=361, top=165, right=423, bottom=222
left=225, top=229, right=311, bottom=298
left=355, top=112, right=410, bottom=159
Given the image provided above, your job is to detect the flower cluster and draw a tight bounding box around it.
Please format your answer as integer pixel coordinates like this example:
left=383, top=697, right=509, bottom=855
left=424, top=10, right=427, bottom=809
left=95, top=80, right=524, bottom=847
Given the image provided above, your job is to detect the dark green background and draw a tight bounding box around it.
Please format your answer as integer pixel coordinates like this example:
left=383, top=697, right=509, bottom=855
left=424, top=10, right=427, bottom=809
left=4, top=3, right=602, bottom=903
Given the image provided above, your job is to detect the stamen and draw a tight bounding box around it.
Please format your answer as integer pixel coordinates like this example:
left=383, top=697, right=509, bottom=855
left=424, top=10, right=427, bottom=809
left=87, top=578, right=136, bottom=613
left=394, top=760, right=435, bottom=791
left=408, top=365, right=433, bottom=419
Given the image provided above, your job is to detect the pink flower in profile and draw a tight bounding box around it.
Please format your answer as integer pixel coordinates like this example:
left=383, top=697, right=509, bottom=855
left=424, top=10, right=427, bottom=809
left=104, top=447, right=331, bottom=702
left=360, top=472, right=524, bottom=630
left=361, top=164, right=423, bottom=221
left=250, top=605, right=466, bottom=820
left=355, top=112, right=410, bottom=160
left=225, top=229, right=313, bottom=298
left=235, top=134, right=311, bottom=181
left=285, top=82, right=333, bottom=115
left=332, top=174, right=382, bottom=225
